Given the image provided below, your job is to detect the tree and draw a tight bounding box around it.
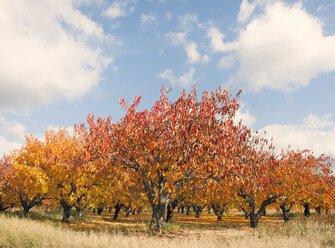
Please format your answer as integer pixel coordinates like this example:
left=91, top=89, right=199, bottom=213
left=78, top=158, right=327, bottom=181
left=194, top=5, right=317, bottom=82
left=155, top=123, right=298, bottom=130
left=42, top=128, right=96, bottom=223
left=308, top=155, right=334, bottom=215
left=85, top=86, right=246, bottom=232
left=207, top=179, right=234, bottom=221
left=233, top=135, right=279, bottom=228
left=275, top=150, right=329, bottom=221
left=11, top=136, right=48, bottom=217
left=0, top=156, right=16, bottom=211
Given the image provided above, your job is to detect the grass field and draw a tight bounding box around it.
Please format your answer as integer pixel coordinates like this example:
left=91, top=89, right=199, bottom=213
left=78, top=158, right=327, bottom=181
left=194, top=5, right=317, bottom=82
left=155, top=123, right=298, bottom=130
left=0, top=209, right=334, bottom=247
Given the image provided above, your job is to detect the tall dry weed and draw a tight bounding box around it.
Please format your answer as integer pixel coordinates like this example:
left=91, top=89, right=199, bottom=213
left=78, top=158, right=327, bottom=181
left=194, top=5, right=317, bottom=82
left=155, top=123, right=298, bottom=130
left=1, top=214, right=335, bottom=248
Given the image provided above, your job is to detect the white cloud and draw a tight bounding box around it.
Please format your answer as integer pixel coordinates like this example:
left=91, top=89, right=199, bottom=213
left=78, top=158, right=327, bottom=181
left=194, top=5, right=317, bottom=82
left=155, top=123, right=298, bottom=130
left=166, top=32, right=187, bottom=45
left=166, top=32, right=209, bottom=64
left=165, top=11, right=173, bottom=20
left=140, top=13, right=157, bottom=30
left=208, top=1, right=335, bottom=92
left=201, top=54, right=210, bottom=64
left=5, top=123, right=26, bottom=141
left=262, top=114, right=335, bottom=157
left=185, top=42, right=209, bottom=64
left=0, top=118, right=27, bottom=142
left=102, top=0, right=137, bottom=19
left=0, top=117, right=27, bottom=155
left=207, top=27, right=231, bottom=52
left=185, top=42, right=200, bottom=63
left=238, top=0, right=256, bottom=23
left=179, top=14, right=198, bottom=32
left=237, top=0, right=276, bottom=23
left=158, top=68, right=195, bottom=88
left=0, top=136, right=21, bottom=156
left=302, top=114, right=333, bottom=130
left=317, top=3, right=335, bottom=12
left=217, top=54, right=236, bottom=70
left=233, top=103, right=256, bottom=127
left=0, top=0, right=113, bottom=111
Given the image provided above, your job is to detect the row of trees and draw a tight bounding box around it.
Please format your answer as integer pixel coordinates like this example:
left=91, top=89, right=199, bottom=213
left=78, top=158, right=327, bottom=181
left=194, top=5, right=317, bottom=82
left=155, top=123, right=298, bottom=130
left=0, top=86, right=334, bottom=231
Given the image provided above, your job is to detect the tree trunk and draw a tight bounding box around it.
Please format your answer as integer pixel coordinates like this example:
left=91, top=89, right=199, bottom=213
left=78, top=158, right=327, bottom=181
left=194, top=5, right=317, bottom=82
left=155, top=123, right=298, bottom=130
left=249, top=196, right=277, bottom=228
left=23, top=207, right=29, bottom=218
left=125, top=207, right=132, bottom=217
left=113, top=203, right=122, bottom=220
left=97, top=207, right=103, bottom=215
left=186, top=205, right=191, bottom=215
left=303, top=203, right=310, bottom=217
left=60, top=200, right=72, bottom=223
left=211, top=204, right=226, bottom=221
left=280, top=203, right=292, bottom=222
left=194, top=206, right=201, bottom=218
left=165, top=200, right=178, bottom=223
left=315, top=206, right=321, bottom=215
left=165, top=204, right=173, bottom=222
left=181, top=206, right=184, bottom=213
left=193, top=205, right=204, bottom=218
left=240, top=206, right=249, bottom=219
left=76, top=207, right=82, bottom=217
left=20, top=195, right=45, bottom=218
left=75, top=205, right=84, bottom=217
left=149, top=202, right=167, bottom=232
left=145, top=176, right=170, bottom=232
left=249, top=208, right=258, bottom=228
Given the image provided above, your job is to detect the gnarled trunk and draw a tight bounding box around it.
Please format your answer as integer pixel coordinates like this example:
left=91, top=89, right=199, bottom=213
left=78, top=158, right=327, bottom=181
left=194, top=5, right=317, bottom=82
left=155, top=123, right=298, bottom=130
left=280, top=203, right=292, bottom=222
left=315, top=206, right=321, bottom=215
left=150, top=202, right=167, bottom=232
left=97, top=207, right=103, bottom=215
left=20, top=194, right=45, bottom=218
left=211, top=203, right=228, bottom=221
left=165, top=200, right=178, bottom=223
left=113, top=203, right=122, bottom=220
left=186, top=205, right=191, bottom=215
left=60, top=200, right=72, bottom=223
left=125, top=206, right=132, bottom=217
left=146, top=179, right=170, bottom=232
left=75, top=206, right=83, bottom=217
left=240, top=206, right=249, bottom=219
left=193, top=204, right=205, bottom=218
left=249, top=196, right=277, bottom=228
left=303, top=203, right=310, bottom=217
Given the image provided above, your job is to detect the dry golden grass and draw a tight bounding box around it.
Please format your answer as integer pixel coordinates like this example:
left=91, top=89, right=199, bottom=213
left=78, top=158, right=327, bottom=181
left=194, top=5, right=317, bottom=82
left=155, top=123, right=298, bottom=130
left=1, top=212, right=334, bottom=248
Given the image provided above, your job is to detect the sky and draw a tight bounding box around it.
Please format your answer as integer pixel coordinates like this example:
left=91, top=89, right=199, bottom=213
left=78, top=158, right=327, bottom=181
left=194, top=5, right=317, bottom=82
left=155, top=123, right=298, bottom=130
left=0, top=0, right=335, bottom=158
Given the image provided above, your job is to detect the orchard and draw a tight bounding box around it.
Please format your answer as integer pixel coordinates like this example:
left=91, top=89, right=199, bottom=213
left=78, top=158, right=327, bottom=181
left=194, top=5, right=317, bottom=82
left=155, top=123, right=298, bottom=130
left=0, top=86, right=334, bottom=232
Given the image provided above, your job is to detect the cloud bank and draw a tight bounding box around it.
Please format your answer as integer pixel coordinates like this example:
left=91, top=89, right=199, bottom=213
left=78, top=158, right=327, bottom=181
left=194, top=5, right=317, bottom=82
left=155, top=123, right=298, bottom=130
left=208, top=1, right=335, bottom=92
left=0, top=0, right=113, bottom=111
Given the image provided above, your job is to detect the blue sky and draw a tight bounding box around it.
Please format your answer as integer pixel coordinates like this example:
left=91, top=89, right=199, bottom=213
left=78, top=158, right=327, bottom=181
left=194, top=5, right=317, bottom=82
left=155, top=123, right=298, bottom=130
left=0, top=0, right=335, bottom=158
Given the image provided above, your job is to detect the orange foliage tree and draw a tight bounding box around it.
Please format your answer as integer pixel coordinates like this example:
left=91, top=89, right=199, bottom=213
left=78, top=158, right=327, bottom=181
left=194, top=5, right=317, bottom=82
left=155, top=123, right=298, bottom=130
left=42, top=128, right=96, bottom=222
left=275, top=150, right=332, bottom=221
left=0, top=156, right=16, bottom=211
left=84, top=86, right=247, bottom=231
left=11, top=136, right=48, bottom=217
left=233, top=135, right=279, bottom=228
